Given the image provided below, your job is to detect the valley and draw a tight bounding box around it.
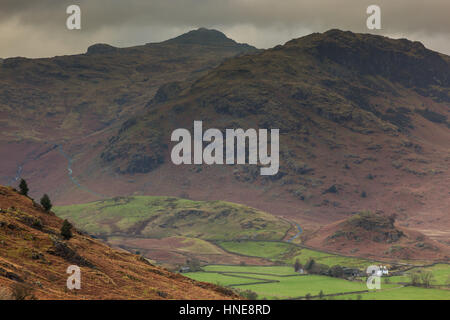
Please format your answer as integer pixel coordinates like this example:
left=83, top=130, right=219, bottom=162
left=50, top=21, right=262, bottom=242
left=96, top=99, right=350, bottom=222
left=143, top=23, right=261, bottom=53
left=1, top=28, right=449, bottom=300
left=54, top=195, right=450, bottom=300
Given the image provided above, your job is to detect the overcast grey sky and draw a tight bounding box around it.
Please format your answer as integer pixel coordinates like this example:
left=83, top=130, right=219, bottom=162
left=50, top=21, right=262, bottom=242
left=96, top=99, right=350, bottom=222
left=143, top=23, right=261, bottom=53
left=0, top=0, right=449, bottom=58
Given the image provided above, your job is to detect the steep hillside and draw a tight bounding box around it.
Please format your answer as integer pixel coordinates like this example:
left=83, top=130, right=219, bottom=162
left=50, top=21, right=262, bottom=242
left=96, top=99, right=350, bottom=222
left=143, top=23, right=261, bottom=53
left=0, top=185, right=238, bottom=299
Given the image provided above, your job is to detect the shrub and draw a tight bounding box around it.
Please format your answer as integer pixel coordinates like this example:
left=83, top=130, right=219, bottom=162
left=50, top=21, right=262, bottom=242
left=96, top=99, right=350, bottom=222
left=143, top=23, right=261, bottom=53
left=409, top=271, right=421, bottom=286
left=11, top=283, right=35, bottom=300
left=61, top=219, right=73, bottom=240
left=19, top=179, right=29, bottom=196
left=40, top=194, right=52, bottom=212
left=0, top=287, right=12, bottom=300
left=323, top=185, right=338, bottom=194
left=361, top=191, right=367, bottom=198
left=31, top=219, right=43, bottom=230
left=156, top=290, right=168, bottom=298
left=239, top=289, right=258, bottom=300
left=186, top=258, right=202, bottom=272
left=409, top=269, right=434, bottom=287
left=329, top=265, right=344, bottom=278
left=420, top=271, right=434, bottom=288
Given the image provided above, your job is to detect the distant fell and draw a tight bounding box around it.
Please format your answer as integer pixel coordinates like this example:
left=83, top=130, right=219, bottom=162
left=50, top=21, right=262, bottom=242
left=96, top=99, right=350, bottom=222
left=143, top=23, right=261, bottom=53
left=163, top=28, right=257, bottom=50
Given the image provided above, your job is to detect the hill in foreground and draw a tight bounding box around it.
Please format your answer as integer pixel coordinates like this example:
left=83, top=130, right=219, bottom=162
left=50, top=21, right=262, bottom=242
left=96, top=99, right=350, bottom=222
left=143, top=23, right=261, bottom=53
left=0, top=185, right=237, bottom=299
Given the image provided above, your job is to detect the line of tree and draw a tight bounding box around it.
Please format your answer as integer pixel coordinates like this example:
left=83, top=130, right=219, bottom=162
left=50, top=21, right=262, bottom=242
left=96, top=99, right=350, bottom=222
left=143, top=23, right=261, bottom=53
left=409, top=270, right=434, bottom=288
left=17, top=179, right=53, bottom=212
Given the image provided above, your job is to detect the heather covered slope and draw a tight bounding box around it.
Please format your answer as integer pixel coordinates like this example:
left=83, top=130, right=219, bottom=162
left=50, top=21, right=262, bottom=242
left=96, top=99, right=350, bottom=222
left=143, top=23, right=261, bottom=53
left=0, top=185, right=238, bottom=299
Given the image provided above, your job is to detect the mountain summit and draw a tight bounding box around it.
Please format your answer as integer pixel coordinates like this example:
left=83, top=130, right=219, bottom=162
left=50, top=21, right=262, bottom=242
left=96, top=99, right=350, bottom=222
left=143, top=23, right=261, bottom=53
left=163, top=28, right=256, bottom=50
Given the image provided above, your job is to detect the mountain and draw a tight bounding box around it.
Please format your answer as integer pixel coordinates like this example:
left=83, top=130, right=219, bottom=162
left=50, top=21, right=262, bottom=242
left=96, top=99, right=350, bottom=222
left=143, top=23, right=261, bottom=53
left=0, top=28, right=256, bottom=204
left=0, top=185, right=238, bottom=299
left=0, top=29, right=449, bottom=256
left=163, top=28, right=255, bottom=51
left=97, top=30, right=450, bottom=245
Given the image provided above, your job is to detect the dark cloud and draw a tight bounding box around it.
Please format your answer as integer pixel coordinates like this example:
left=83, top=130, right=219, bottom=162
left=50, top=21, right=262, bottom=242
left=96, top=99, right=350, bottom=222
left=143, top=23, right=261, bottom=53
left=0, top=0, right=449, bottom=58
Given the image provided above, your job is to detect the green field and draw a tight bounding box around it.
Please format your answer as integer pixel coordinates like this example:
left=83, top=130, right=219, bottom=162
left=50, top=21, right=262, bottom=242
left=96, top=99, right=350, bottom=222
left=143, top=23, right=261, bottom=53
left=217, top=241, right=295, bottom=261
left=342, top=286, right=450, bottom=300
left=204, top=265, right=298, bottom=275
left=388, top=264, right=450, bottom=286
left=55, top=196, right=290, bottom=240
left=217, top=240, right=373, bottom=268
left=186, top=265, right=399, bottom=299
left=185, top=241, right=450, bottom=300
left=187, top=272, right=265, bottom=286
left=186, top=264, right=450, bottom=300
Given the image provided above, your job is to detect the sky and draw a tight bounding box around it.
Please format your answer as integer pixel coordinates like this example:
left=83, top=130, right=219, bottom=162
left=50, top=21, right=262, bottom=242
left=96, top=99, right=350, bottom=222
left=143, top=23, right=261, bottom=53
left=0, top=0, right=449, bottom=58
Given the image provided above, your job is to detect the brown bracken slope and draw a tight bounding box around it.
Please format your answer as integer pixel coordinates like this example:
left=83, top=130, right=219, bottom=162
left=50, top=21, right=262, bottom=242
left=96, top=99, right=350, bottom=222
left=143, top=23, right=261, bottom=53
left=0, top=185, right=237, bottom=299
left=304, top=211, right=450, bottom=261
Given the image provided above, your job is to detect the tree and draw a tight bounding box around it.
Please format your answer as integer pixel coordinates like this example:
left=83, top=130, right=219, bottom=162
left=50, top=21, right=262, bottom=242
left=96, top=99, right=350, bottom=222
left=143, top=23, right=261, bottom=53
left=420, top=271, right=434, bottom=288
left=305, top=258, right=315, bottom=271
left=294, top=259, right=303, bottom=272
left=19, top=179, right=29, bottom=196
left=11, top=283, right=35, bottom=300
left=239, top=290, right=258, bottom=300
left=61, top=219, right=73, bottom=240
left=186, top=258, right=202, bottom=272
left=40, top=194, right=52, bottom=212
left=330, top=265, right=344, bottom=278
